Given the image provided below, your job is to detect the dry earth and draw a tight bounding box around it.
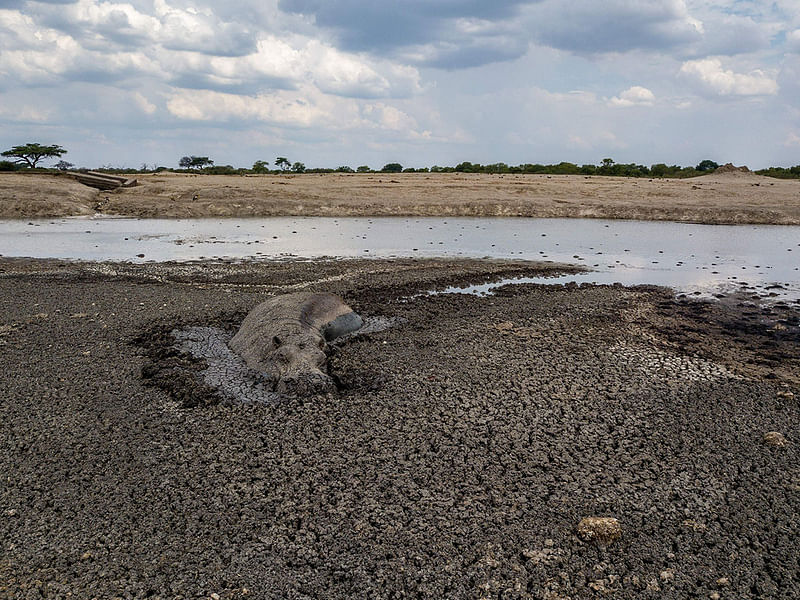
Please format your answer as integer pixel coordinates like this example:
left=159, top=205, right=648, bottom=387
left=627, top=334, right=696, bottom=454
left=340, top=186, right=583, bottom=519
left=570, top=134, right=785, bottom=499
left=1, top=257, right=798, bottom=599
left=2, top=170, right=799, bottom=224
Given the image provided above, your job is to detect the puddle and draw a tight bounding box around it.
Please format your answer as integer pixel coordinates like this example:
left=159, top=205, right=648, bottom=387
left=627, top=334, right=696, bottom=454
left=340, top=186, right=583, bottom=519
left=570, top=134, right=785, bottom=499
left=1, top=216, right=799, bottom=301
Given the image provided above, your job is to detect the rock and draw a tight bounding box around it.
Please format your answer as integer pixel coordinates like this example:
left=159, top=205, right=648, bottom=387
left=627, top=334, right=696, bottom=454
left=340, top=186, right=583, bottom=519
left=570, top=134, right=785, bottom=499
left=576, top=516, right=621, bottom=545
left=764, top=431, right=787, bottom=447
left=681, top=519, right=707, bottom=532
left=494, top=321, right=514, bottom=332
left=716, top=577, right=730, bottom=587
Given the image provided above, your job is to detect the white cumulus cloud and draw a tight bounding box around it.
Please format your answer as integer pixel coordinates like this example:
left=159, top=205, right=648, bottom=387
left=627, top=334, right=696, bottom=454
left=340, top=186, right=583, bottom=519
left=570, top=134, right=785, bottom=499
left=609, top=86, right=656, bottom=107
left=679, top=58, right=778, bottom=96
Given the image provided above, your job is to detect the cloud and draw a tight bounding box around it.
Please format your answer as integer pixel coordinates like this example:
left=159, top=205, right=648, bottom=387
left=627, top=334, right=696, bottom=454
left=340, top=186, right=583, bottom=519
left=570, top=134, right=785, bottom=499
left=0, top=0, right=75, bottom=6
left=132, top=91, right=156, bottom=115
left=680, top=58, right=778, bottom=96
left=0, top=5, right=420, bottom=98
left=609, top=86, right=656, bottom=107
left=1, top=0, right=798, bottom=170
left=165, top=85, right=422, bottom=132
left=777, top=54, right=800, bottom=100
left=279, top=0, right=537, bottom=68
left=28, top=0, right=258, bottom=57
left=529, top=0, right=703, bottom=54
left=788, top=29, right=800, bottom=53
left=697, top=14, right=774, bottom=56
left=166, top=88, right=331, bottom=125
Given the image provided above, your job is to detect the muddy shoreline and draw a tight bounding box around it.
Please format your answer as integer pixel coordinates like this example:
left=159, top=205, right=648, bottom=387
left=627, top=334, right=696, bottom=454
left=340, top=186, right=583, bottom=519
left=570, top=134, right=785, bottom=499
left=2, top=171, right=800, bottom=225
left=1, top=257, right=798, bottom=598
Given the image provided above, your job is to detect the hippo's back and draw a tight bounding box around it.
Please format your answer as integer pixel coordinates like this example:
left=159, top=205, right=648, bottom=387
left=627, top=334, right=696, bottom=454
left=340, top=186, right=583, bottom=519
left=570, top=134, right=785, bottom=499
left=229, top=292, right=362, bottom=373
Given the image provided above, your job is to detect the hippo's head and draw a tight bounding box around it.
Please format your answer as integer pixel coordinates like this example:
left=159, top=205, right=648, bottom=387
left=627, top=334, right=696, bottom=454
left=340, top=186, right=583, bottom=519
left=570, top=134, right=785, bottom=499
left=264, top=332, right=335, bottom=395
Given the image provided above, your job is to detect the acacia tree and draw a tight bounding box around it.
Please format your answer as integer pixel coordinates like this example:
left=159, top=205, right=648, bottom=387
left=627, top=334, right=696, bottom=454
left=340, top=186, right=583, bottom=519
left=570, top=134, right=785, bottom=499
left=179, top=156, right=214, bottom=170
left=252, top=160, right=270, bottom=174
left=2, top=143, right=67, bottom=168
left=275, top=157, right=290, bottom=171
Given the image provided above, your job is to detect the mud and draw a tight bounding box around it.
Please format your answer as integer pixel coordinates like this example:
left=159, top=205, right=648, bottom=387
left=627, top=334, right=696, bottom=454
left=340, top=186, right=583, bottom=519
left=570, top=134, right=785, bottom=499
left=0, top=257, right=797, bottom=599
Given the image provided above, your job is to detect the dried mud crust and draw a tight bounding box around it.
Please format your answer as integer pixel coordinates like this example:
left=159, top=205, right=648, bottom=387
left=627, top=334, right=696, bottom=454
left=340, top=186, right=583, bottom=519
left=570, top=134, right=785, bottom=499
left=0, top=258, right=798, bottom=599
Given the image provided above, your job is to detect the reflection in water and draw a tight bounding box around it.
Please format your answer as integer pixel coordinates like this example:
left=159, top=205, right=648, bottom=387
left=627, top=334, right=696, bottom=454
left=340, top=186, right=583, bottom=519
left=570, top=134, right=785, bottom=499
left=1, top=216, right=798, bottom=301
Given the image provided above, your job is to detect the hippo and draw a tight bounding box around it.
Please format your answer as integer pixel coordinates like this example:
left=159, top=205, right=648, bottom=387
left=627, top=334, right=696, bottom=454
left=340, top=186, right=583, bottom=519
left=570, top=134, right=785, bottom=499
left=228, top=292, right=363, bottom=395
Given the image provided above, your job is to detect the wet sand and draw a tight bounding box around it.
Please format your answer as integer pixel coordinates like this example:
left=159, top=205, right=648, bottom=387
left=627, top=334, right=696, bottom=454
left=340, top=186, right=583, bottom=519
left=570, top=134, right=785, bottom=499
left=1, top=257, right=798, bottom=598
left=2, top=170, right=800, bottom=224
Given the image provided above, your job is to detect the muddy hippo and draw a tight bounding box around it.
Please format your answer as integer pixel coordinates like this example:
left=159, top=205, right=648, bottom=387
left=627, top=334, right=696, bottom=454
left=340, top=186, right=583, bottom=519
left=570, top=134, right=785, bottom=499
left=228, top=292, right=363, bottom=395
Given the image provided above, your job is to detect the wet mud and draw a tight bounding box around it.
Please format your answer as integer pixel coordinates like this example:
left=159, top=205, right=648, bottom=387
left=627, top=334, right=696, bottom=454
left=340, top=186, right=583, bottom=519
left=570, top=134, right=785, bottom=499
left=0, top=257, right=797, bottom=599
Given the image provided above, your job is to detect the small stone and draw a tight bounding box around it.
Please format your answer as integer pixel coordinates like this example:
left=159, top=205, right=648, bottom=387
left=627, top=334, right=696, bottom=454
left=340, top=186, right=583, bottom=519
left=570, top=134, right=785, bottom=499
left=494, top=321, right=514, bottom=332
left=577, top=517, right=622, bottom=545
left=660, top=569, right=675, bottom=582
left=681, top=519, right=707, bottom=532
left=710, top=593, right=721, bottom=600
left=716, top=577, right=730, bottom=587
left=210, top=594, right=220, bottom=600
left=646, top=578, right=660, bottom=592
left=81, top=552, right=92, bottom=560
left=764, top=431, right=787, bottom=447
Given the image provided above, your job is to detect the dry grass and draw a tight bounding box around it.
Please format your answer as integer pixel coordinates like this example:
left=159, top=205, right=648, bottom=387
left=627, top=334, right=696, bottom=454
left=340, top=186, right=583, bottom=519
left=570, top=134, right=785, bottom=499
left=2, top=170, right=799, bottom=224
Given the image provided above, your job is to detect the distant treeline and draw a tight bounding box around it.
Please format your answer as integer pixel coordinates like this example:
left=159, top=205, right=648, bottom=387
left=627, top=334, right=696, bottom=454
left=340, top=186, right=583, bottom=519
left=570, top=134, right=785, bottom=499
left=752, top=165, right=800, bottom=179
left=3, top=157, right=800, bottom=179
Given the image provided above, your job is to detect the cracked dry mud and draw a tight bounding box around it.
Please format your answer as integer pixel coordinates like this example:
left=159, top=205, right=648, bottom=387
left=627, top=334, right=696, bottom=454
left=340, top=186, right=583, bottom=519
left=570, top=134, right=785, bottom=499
left=0, top=257, right=798, bottom=599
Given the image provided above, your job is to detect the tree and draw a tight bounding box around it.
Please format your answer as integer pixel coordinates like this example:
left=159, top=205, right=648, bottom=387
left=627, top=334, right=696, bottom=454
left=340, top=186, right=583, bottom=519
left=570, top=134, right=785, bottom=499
left=336, top=165, right=354, bottom=173
left=179, top=156, right=214, bottom=170
left=696, top=159, right=719, bottom=172
left=380, top=162, right=403, bottom=173
left=2, top=143, right=67, bottom=168
left=650, top=163, right=668, bottom=177
left=55, top=160, right=74, bottom=171
left=291, top=162, right=306, bottom=173
left=455, top=161, right=480, bottom=172
left=275, top=157, right=290, bottom=171
left=356, top=165, right=371, bottom=173
left=252, top=160, right=270, bottom=174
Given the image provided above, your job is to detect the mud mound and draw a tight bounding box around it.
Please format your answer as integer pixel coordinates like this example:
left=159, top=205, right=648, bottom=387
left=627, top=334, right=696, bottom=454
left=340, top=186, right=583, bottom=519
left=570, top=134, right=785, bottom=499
left=713, top=163, right=753, bottom=175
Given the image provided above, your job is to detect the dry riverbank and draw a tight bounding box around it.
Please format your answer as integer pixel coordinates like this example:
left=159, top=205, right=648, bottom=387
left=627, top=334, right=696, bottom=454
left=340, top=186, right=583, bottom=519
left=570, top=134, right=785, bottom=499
left=1, top=257, right=798, bottom=598
left=2, top=170, right=799, bottom=224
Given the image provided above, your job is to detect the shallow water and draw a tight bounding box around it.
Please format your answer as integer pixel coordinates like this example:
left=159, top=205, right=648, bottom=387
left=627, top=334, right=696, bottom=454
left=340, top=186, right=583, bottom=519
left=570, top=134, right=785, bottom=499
left=1, top=216, right=799, bottom=301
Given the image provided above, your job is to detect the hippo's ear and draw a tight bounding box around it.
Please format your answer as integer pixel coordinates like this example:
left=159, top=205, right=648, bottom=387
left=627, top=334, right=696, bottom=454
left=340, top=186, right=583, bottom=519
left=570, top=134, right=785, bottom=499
left=273, top=335, right=282, bottom=347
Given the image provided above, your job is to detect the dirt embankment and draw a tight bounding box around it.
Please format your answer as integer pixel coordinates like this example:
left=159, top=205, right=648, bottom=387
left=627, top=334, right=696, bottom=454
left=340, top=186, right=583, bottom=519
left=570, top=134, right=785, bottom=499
left=2, top=170, right=799, bottom=224
left=1, top=257, right=798, bottom=598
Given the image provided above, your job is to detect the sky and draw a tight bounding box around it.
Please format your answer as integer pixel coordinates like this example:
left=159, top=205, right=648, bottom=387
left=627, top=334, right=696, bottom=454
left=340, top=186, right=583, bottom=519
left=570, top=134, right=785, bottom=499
left=1, top=0, right=798, bottom=170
